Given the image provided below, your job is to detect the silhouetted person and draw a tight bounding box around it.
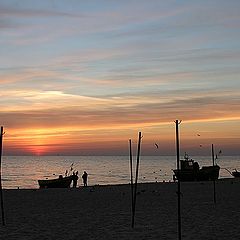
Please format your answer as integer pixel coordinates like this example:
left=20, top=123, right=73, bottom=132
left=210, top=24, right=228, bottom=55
left=193, top=162, right=199, bottom=171
left=82, top=171, right=88, bottom=186
left=72, top=171, right=79, bottom=188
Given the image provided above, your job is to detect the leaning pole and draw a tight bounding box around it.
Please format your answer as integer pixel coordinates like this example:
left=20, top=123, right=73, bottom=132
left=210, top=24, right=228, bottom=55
left=175, top=120, right=182, bottom=240
left=132, top=132, right=142, bottom=228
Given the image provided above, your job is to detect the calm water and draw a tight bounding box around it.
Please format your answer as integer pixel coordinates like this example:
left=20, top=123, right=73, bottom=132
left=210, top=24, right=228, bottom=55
left=1, top=155, right=240, bottom=189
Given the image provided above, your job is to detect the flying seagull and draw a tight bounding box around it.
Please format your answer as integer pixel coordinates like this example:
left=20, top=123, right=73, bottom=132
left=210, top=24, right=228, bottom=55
left=155, top=143, right=159, bottom=149
left=197, top=134, right=201, bottom=136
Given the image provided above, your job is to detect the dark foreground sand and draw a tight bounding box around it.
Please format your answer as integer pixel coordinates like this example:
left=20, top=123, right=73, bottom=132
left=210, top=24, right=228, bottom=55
left=0, top=179, right=240, bottom=240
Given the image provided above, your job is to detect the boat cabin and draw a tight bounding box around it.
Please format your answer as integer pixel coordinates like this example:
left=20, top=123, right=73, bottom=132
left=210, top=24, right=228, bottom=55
left=173, top=153, right=219, bottom=181
left=180, top=153, right=200, bottom=171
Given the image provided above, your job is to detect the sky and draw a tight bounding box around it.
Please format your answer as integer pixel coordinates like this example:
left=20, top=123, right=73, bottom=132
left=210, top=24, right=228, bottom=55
left=0, top=0, right=240, bottom=156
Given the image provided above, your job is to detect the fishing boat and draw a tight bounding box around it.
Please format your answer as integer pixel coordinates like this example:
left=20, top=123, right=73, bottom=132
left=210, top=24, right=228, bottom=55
left=173, top=153, right=220, bottom=181
left=38, top=175, right=74, bottom=188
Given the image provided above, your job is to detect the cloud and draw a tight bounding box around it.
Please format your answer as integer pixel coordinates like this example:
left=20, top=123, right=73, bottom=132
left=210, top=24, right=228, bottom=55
left=1, top=87, right=240, bottom=131
left=2, top=90, right=240, bottom=155
left=0, top=5, right=85, bottom=18
left=0, top=1, right=186, bottom=45
left=0, top=1, right=240, bottom=155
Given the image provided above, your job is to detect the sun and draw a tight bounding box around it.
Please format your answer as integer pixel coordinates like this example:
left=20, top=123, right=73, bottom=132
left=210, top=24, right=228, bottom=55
left=32, top=146, right=47, bottom=156
left=16, top=128, right=57, bottom=155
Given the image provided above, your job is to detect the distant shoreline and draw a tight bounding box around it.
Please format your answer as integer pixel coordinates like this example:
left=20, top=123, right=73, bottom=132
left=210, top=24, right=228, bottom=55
left=2, top=154, right=240, bottom=157
left=2, top=177, right=239, bottom=190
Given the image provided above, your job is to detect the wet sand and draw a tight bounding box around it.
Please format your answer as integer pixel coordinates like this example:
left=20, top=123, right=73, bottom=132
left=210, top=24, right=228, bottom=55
left=0, top=179, right=240, bottom=240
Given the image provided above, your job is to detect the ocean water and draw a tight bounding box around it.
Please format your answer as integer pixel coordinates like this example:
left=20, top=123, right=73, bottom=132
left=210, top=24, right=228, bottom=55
left=1, top=155, right=240, bottom=189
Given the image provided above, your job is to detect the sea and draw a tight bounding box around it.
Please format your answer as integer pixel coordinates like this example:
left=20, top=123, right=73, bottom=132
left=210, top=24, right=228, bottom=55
left=1, top=155, right=240, bottom=189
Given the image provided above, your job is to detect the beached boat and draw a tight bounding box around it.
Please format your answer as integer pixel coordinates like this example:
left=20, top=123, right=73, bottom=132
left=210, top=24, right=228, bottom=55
left=38, top=175, right=73, bottom=188
left=173, top=154, right=220, bottom=181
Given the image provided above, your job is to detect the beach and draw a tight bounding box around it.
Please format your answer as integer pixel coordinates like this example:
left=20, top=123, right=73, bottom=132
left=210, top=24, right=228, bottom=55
left=0, top=180, right=240, bottom=240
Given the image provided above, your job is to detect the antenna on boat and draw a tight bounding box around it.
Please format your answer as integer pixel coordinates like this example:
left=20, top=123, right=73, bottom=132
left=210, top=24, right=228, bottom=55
left=175, top=120, right=182, bottom=240
left=0, top=126, right=6, bottom=226
left=215, top=150, right=222, bottom=164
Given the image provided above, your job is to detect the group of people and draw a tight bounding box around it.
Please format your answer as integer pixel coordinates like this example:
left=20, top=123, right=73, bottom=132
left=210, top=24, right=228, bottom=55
left=72, top=171, right=88, bottom=188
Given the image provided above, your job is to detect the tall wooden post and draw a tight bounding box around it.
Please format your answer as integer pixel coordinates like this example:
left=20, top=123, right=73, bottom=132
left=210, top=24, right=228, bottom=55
left=212, top=144, right=216, bottom=204
left=132, top=132, right=142, bottom=228
left=129, top=139, right=134, bottom=222
left=0, top=126, right=5, bottom=226
left=175, top=120, right=181, bottom=240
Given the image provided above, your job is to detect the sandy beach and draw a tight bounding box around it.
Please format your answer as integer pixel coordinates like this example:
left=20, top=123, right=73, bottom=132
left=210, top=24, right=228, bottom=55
left=0, top=179, right=240, bottom=240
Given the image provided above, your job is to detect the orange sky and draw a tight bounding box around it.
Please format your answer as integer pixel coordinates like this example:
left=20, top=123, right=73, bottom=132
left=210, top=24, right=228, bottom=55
left=2, top=117, right=240, bottom=156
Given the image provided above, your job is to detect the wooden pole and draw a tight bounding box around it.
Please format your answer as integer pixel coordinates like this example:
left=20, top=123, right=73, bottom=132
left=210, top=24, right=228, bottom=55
left=212, top=144, right=216, bottom=204
left=132, top=132, right=142, bottom=228
left=0, top=126, right=5, bottom=226
left=175, top=120, right=181, bottom=240
left=129, top=139, right=134, bottom=223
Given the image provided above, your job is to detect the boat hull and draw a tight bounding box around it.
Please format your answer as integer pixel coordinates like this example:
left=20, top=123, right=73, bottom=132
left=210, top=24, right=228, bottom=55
left=232, top=171, right=240, bottom=178
left=173, top=165, right=220, bottom=181
left=38, top=176, right=73, bottom=188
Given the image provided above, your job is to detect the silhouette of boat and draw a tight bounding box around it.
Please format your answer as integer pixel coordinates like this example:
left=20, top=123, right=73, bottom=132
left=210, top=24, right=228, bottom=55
left=232, top=169, right=240, bottom=178
left=38, top=175, right=73, bottom=188
left=173, top=153, right=220, bottom=181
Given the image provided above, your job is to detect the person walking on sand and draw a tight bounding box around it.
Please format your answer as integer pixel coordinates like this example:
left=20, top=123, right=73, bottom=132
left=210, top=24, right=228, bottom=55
left=82, top=171, right=88, bottom=186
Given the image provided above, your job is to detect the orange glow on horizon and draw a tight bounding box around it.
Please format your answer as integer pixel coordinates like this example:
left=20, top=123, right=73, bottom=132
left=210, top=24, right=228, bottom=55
left=2, top=116, right=240, bottom=155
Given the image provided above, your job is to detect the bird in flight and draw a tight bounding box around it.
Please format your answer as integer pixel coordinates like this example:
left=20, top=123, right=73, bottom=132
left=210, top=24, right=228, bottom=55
left=197, top=134, right=201, bottom=136
left=155, top=143, right=159, bottom=149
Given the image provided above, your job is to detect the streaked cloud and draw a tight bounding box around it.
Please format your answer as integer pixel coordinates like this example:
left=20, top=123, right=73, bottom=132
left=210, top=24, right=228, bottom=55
left=0, top=0, right=240, bottom=155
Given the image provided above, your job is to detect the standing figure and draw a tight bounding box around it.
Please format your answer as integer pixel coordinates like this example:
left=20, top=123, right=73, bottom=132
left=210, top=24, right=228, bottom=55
left=82, top=171, right=88, bottom=186
left=72, top=171, right=79, bottom=188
